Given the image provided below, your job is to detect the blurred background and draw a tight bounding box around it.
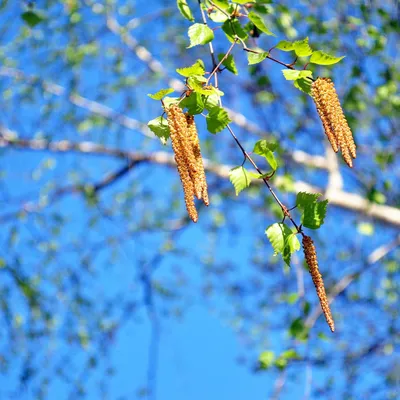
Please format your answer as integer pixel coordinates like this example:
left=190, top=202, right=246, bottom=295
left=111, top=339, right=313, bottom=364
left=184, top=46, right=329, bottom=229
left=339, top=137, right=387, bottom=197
left=0, top=1, right=399, bottom=399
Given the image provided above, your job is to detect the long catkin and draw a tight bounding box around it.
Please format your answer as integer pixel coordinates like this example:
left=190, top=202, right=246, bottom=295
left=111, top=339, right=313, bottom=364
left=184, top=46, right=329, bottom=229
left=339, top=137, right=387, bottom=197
left=166, top=105, right=198, bottom=223
left=166, top=105, right=209, bottom=222
left=311, top=77, right=356, bottom=168
left=186, top=114, right=209, bottom=206
left=302, top=235, right=335, bottom=332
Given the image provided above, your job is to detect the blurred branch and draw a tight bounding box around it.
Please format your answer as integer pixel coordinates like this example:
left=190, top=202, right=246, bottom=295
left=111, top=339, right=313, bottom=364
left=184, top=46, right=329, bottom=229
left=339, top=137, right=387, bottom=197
left=0, top=67, right=330, bottom=172
left=305, top=234, right=400, bottom=328
left=1, top=132, right=400, bottom=227
left=0, top=67, right=154, bottom=139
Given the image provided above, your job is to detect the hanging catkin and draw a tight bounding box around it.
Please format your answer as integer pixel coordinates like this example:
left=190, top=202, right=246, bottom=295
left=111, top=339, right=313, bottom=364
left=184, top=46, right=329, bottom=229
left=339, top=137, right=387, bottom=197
left=186, top=114, right=209, bottom=206
left=311, top=77, right=356, bottom=168
left=166, top=105, right=209, bottom=222
left=302, top=235, right=335, bottom=332
left=166, top=105, right=198, bottom=222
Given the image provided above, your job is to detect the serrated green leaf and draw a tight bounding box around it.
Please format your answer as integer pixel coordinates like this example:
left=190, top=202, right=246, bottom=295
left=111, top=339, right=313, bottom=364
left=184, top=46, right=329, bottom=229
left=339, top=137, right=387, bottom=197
left=259, top=351, right=275, bottom=369
left=293, top=37, right=313, bottom=57
left=275, top=40, right=294, bottom=51
left=203, top=94, right=220, bottom=111
left=222, top=19, right=248, bottom=43
left=247, top=11, right=275, bottom=36
left=294, top=78, right=312, bottom=95
left=187, top=23, right=214, bottom=48
left=253, top=140, right=278, bottom=153
left=206, top=106, right=231, bottom=134
left=176, top=60, right=205, bottom=77
left=180, top=92, right=204, bottom=115
left=218, top=54, right=238, bottom=75
left=147, top=116, right=170, bottom=144
left=147, top=88, right=174, bottom=100
left=229, top=166, right=252, bottom=195
left=253, top=140, right=278, bottom=170
left=177, top=0, right=194, bottom=21
left=247, top=50, right=268, bottom=65
left=266, top=223, right=300, bottom=266
left=21, top=10, right=45, bottom=27
left=296, top=192, right=328, bottom=229
left=310, top=50, right=345, bottom=65
left=296, top=192, right=322, bottom=206
left=282, top=69, right=312, bottom=81
left=233, top=0, right=254, bottom=3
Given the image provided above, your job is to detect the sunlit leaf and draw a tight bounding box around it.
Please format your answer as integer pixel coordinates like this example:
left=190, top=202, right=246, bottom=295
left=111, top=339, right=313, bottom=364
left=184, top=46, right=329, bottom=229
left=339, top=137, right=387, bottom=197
left=147, top=88, right=174, bottom=100
left=177, top=0, right=194, bottom=22
left=310, top=50, right=345, bottom=65
left=148, top=116, right=170, bottom=144
left=206, top=106, right=231, bottom=133
left=187, top=23, right=214, bottom=48
left=229, top=166, right=253, bottom=195
left=248, top=11, right=275, bottom=36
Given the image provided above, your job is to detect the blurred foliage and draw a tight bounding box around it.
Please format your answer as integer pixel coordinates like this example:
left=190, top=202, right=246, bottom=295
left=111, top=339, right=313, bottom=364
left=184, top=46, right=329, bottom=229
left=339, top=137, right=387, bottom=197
left=0, top=0, right=399, bottom=399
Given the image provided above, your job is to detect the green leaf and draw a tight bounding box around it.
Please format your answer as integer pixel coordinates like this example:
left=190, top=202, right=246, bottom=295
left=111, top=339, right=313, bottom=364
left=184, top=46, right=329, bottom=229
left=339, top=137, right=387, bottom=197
left=265, top=223, right=300, bottom=266
left=233, top=0, right=255, bottom=3
left=208, top=5, right=229, bottom=23
left=280, top=349, right=301, bottom=360
left=289, top=317, right=309, bottom=341
left=229, top=166, right=253, bottom=195
left=180, top=92, right=204, bottom=115
left=177, top=0, right=194, bottom=22
left=162, top=96, right=180, bottom=108
left=282, top=69, right=312, bottom=81
left=218, top=54, right=238, bottom=75
left=187, top=23, right=214, bottom=48
left=148, top=116, right=170, bottom=144
left=222, top=19, right=248, bottom=43
left=259, top=351, right=275, bottom=369
left=253, top=140, right=278, bottom=170
left=296, top=192, right=328, bottom=229
left=294, top=78, right=312, bottom=95
left=21, top=10, right=45, bottom=27
left=247, top=50, right=268, bottom=65
left=206, top=106, right=231, bottom=134
left=147, top=88, right=174, bottom=100
left=293, top=37, right=313, bottom=57
left=310, top=50, right=345, bottom=65
left=212, top=0, right=230, bottom=9
left=176, top=59, right=205, bottom=77
left=203, top=94, right=220, bottom=111
left=187, top=76, right=224, bottom=96
left=247, top=11, right=275, bottom=36
left=275, top=40, right=294, bottom=51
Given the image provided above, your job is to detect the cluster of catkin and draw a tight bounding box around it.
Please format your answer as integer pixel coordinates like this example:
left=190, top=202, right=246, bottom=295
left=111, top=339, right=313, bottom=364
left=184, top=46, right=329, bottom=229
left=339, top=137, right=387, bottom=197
left=166, top=104, right=209, bottom=223
left=311, top=77, right=356, bottom=168
left=302, top=235, right=335, bottom=332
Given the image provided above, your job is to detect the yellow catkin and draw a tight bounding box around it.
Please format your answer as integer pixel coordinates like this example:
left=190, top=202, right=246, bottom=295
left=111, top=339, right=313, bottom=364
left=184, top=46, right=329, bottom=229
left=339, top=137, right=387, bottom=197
left=166, top=105, right=198, bottom=223
left=311, top=77, right=356, bottom=168
left=302, top=235, right=335, bottom=332
left=311, top=83, right=339, bottom=153
left=186, top=114, right=209, bottom=206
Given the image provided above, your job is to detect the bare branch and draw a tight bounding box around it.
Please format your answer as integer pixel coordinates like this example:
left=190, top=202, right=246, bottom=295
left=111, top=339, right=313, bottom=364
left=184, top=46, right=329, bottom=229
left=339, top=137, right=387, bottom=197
left=1, top=133, right=399, bottom=227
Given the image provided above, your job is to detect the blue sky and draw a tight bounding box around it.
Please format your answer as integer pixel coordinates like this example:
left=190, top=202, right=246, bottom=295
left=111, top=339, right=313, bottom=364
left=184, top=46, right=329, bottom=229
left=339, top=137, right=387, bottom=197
left=0, top=1, right=399, bottom=399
